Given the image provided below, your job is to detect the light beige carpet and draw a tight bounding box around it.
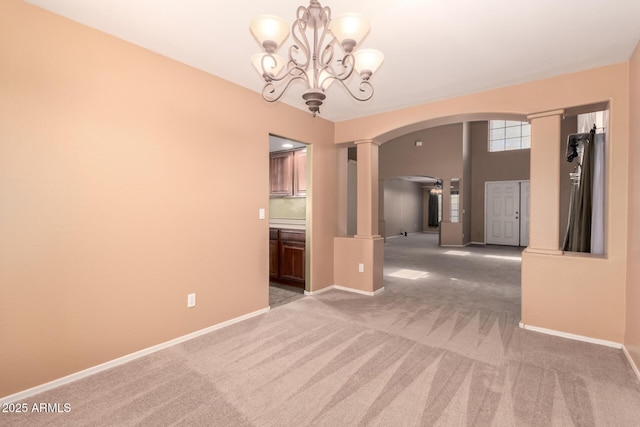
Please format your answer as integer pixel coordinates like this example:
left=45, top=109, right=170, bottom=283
left=3, top=233, right=639, bottom=426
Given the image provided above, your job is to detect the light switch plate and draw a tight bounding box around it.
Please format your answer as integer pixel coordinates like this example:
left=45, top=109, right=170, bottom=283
left=259, top=208, right=265, bottom=220
left=187, top=293, right=196, bottom=308
left=358, top=263, right=364, bottom=273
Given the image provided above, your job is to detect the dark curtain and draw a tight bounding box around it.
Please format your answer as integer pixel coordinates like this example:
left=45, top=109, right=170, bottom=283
left=428, top=193, right=439, bottom=227
left=563, top=128, right=594, bottom=252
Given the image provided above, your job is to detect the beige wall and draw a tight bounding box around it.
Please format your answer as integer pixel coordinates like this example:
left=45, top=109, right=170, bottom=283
left=336, top=63, right=630, bottom=343
left=379, top=124, right=463, bottom=244
left=379, top=124, right=463, bottom=180
left=626, top=41, right=640, bottom=371
left=382, top=178, right=423, bottom=237
left=0, top=0, right=336, bottom=398
left=469, top=122, right=530, bottom=243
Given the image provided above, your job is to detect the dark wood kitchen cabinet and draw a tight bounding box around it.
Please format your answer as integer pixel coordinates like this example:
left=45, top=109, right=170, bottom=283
left=270, top=148, right=306, bottom=197
left=269, top=228, right=279, bottom=280
left=269, top=228, right=305, bottom=289
left=293, top=149, right=307, bottom=197
left=269, top=151, right=293, bottom=196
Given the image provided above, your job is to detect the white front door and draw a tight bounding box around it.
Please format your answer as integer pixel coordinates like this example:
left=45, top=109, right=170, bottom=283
left=486, top=181, right=520, bottom=246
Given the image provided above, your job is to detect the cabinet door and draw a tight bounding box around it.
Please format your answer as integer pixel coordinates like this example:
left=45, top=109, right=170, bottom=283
left=270, top=151, right=293, bottom=196
left=279, top=241, right=305, bottom=284
left=293, top=149, right=307, bottom=197
left=269, top=238, right=279, bottom=280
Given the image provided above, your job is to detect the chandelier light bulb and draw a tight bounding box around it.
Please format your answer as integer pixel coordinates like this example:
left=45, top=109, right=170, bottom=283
left=329, top=13, right=370, bottom=53
left=249, top=15, right=290, bottom=53
left=354, top=49, right=384, bottom=80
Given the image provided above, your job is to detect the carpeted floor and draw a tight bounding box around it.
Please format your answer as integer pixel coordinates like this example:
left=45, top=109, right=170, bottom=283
left=269, top=282, right=305, bottom=309
left=3, top=233, right=639, bottom=426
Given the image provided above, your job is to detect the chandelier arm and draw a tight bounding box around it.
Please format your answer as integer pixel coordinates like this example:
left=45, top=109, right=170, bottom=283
left=329, top=78, right=374, bottom=102
left=312, top=8, right=335, bottom=89
left=319, top=44, right=331, bottom=67
left=258, top=53, right=308, bottom=84
left=290, top=6, right=311, bottom=69
left=262, top=75, right=307, bottom=103
left=264, top=64, right=309, bottom=85
left=336, top=52, right=356, bottom=80
left=316, top=34, right=335, bottom=81
left=323, top=6, right=332, bottom=22
left=321, top=48, right=355, bottom=82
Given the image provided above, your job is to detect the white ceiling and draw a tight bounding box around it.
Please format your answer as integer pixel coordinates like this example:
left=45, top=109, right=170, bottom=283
left=269, top=135, right=306, bottom=153
left=25, top=0, right=640, bottom=122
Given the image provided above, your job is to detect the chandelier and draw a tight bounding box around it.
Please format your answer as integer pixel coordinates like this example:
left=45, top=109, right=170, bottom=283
left=249, top=0, right=384, bottom=117
left=430, top=180, right=443, bottom=195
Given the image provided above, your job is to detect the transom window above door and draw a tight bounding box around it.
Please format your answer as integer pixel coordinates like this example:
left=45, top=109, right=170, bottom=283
left=489, top=120, right=531, bottom=152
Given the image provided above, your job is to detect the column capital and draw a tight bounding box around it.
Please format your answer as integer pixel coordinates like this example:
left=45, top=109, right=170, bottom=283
left=354, top=139, right=382, bottom=146
left=527, top=109, right=565, bottom=120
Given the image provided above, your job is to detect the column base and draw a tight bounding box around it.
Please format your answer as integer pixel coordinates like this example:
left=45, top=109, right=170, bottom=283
left=334, top=236, right=384, bottom=294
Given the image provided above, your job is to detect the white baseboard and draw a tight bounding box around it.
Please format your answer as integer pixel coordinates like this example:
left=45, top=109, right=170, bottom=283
left=304, top=286, right=334, bottom=296
left=305, top=285, right=386, bottom=297
left=471, top=241, right=486, bottom=245
left=623, top=345, right=640, bottom=383
left=334, top=285, right=386, bottom=296
left=0, top=307, right=271, bottom=404
left=518, top=321, right=622, bottom=348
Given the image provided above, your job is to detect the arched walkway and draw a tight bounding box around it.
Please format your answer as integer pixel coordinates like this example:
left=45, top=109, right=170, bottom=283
left=334, top=64, right=628, bottom=343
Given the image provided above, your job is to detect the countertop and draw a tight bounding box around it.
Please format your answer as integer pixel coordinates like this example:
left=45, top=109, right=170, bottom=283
left=269, top=218, right=306, bottom=231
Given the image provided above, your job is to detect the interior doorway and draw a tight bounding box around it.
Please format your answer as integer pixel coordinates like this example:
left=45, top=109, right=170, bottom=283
left=485, top=180, right=530, bottom=246
left=268, top=135, right=309, bottom=308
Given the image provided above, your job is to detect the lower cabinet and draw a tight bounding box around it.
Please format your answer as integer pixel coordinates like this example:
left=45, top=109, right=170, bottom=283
left=269, top=239, right=279, bottom=280
left=270, top=228, right=305, bottom=288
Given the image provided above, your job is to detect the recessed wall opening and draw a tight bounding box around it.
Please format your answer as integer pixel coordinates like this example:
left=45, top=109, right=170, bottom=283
left=559, top=106, right=608, bottom=256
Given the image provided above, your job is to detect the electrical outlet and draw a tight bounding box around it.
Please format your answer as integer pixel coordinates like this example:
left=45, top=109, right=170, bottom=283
left=259, top=208, right=265, bottom=220
left=187, top=293, right=196, bottom=308
left=358, top=263, right=364, bottom=273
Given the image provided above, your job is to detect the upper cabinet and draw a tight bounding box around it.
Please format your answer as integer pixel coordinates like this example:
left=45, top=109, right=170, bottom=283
left=270, top=151, right=293, bottom=196
left=270, top=148, right=306, bottom=197
left=293, top=149, right=307, bottom=197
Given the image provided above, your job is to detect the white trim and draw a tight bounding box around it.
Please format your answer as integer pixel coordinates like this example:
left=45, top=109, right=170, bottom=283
left=470, top=241, right=486, bottom=246
left=518, top=321, right=622, bottom=348
left=623, top=345, right=640, bottom=383
left=334, top=285, right=386, bottom=296
left=0, top=307, right=271, bottom=404
left=304, top=286, right=334, bottom=296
